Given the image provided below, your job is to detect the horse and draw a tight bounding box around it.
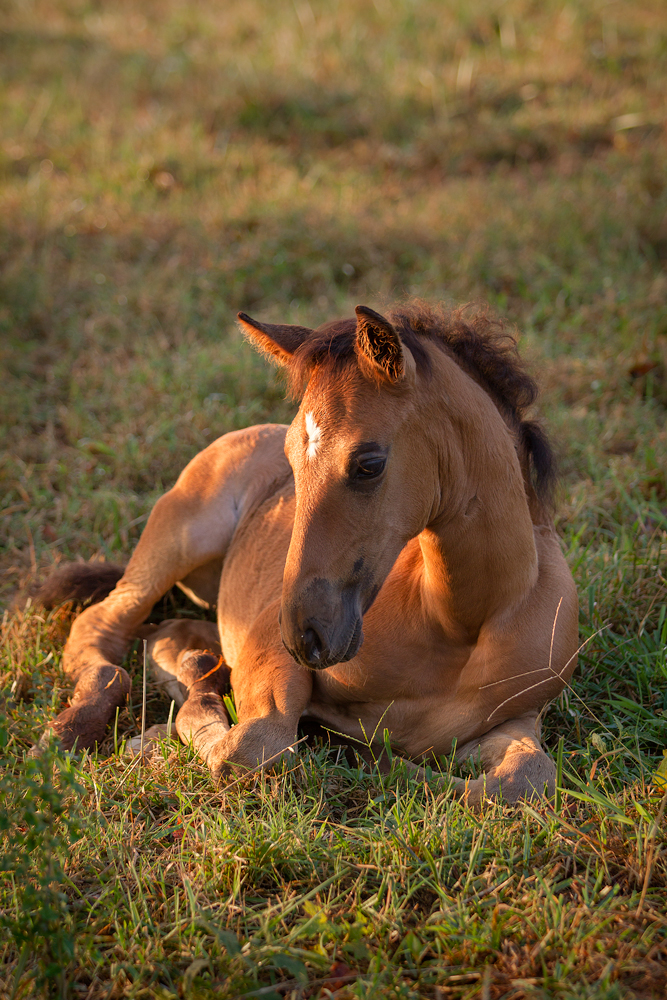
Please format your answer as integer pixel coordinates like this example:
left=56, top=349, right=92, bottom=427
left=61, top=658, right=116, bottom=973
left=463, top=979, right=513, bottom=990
left=35, top=302, right=579, bottom=804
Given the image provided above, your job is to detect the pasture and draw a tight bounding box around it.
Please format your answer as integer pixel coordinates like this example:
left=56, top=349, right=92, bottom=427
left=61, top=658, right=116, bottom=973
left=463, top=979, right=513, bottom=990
left=1, top=0, right=666, bottom=996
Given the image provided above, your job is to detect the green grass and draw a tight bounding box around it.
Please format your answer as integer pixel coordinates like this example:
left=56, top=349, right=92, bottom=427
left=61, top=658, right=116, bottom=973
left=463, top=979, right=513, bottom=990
left=1, top=0, right=666, bottom=996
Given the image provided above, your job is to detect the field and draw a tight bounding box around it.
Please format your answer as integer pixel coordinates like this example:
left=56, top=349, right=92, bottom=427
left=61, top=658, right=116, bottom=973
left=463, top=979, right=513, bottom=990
left=1, top=0, right=667, bottom=996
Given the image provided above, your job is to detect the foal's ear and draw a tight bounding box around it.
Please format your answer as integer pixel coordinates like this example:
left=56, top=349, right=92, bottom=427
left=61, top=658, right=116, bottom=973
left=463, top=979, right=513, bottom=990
left=237, top=313, right=313, bottom=365
left=354, top=305, right=405, bottom=382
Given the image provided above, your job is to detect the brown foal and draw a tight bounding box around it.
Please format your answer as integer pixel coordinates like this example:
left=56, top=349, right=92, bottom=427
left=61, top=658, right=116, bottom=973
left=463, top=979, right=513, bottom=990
left=36, top=302, right=578, bottom=804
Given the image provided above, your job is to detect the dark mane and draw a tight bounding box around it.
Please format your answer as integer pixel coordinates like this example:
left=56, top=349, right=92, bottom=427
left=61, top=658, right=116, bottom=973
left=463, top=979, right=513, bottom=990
left=289, top=301, right=556, bottom=507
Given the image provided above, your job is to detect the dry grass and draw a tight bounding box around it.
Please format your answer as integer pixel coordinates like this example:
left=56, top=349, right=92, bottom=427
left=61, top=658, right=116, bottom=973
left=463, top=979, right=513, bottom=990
left=1, top=0, right=667, bottom=996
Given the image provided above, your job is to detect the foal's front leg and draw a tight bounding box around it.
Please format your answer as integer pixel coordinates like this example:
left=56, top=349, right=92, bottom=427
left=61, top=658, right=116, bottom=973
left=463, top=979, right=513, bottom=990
left=142, top=618, right=234, bottom=758
left=207, top=607, right=313, bottom=780
left=455, top=713, right=556, bottom=806
left=145, top=607, right=313, bottom=779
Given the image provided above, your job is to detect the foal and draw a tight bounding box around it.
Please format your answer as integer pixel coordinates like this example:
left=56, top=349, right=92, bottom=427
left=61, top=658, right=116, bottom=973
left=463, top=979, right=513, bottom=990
left=38, top=303, right=578, bottom=804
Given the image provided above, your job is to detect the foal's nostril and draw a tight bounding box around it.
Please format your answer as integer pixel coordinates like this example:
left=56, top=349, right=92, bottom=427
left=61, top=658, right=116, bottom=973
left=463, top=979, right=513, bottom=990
left=302, top=627, right=323, bottom=666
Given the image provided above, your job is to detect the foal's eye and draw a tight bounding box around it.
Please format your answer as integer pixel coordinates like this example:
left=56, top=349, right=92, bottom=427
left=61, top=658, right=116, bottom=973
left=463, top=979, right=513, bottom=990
left=354, top=457, right=386, bottom=480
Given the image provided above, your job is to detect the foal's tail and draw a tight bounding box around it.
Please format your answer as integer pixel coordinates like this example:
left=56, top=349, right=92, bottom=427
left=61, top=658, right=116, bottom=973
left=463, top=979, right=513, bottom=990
left=33, top=562, right=125, bottom=610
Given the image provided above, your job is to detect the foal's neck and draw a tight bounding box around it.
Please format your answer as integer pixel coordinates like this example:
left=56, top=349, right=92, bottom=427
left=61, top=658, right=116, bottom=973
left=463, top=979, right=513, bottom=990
left=417, top=358, right=539, bottom=641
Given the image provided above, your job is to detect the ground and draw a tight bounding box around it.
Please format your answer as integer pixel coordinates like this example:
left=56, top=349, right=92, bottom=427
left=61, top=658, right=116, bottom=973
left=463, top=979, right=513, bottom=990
left=1, top=0, right=666, bottom=997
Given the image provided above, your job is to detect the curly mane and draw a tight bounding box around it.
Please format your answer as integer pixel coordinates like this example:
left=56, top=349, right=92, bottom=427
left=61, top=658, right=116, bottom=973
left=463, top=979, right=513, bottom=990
left=287, top=301, right=556, bottom=506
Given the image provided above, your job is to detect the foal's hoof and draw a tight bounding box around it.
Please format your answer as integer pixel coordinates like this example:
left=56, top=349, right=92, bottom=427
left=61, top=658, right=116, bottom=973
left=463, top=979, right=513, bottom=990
left=125, top=724, right=176, bottom=761
left=36, top=702, right=111, bottom=753
left=206, top=728, right=302, bottom=784
left=207, top=743, right=250, bottom=784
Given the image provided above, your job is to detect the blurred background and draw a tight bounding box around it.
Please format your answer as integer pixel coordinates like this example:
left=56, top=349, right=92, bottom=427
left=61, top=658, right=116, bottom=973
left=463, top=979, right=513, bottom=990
left=1, top=0, right=666, bottom=614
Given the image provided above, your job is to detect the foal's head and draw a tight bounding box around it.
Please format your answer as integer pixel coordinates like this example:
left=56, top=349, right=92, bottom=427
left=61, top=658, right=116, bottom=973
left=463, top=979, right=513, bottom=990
left=238, top=303, right=550, bottom=670
left=239, top=305, right=440, bottom=669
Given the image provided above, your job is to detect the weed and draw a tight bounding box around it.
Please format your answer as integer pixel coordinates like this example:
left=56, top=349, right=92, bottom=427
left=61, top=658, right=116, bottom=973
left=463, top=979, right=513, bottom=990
left=0, top=719, right=83, bottom=994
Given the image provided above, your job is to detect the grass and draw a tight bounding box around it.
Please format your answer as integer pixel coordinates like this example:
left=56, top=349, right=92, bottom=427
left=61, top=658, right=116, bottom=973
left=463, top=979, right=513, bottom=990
left=1, top=0, right=666, bottom=995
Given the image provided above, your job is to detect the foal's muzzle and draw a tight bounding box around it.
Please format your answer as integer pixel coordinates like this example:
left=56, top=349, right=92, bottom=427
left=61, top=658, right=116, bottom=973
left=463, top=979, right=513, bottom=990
left=280, top=579, right=365, bottom=670
left=292, top=616, right=363, bottom=670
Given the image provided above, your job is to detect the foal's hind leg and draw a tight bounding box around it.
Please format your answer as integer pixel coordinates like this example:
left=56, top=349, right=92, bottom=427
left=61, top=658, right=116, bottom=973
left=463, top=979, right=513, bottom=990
left=455, top=714, right=556, bottom=806
left=37, top=432, right=271, bottom=752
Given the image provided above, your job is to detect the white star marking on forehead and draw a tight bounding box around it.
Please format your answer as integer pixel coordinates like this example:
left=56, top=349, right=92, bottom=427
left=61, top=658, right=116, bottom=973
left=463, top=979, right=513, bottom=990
left=305, top=411, right=322, bottom=460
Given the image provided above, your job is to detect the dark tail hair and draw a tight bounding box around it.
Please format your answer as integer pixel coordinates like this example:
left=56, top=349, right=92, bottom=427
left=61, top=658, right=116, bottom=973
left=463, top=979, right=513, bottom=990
left=34, top=562, right=125, bottom=610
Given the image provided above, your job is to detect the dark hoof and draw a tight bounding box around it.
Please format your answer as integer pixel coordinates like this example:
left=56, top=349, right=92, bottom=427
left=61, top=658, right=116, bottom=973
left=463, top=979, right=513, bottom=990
left=47, top=702, right=113, bottom=752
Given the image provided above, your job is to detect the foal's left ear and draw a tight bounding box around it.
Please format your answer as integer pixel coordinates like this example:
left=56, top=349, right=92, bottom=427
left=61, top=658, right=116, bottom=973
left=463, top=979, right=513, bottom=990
left=354, top=305, right=406, bottom=383
left=237, top=312, right=313, bottom=366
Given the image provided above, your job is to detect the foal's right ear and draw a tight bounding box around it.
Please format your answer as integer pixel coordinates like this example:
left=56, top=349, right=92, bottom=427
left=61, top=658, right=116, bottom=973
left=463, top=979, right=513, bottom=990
left=354, top=305, right=406, bottom=383
left=237, top=313, right=313, bottom=366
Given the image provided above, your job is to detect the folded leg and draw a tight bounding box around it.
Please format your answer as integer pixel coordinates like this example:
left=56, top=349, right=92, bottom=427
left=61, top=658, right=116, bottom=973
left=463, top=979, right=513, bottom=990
left=139, top=611, right=311, bottom=781
left=38, top=434, right=257, bottom=751
left=197, top=605, right=314, bottom=780
left=143, top=617, right=234, bottom=762
left=455, top=714, right=555, bottom=806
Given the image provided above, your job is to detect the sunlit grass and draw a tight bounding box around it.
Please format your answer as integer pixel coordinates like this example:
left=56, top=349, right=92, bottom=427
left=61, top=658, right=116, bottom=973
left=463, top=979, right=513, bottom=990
left=1, top=0, right=666, bottom=995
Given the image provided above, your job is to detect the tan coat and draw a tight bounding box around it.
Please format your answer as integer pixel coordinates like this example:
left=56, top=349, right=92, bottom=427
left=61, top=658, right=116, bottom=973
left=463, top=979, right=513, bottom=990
left=37, top=304, right=578, bottom=805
